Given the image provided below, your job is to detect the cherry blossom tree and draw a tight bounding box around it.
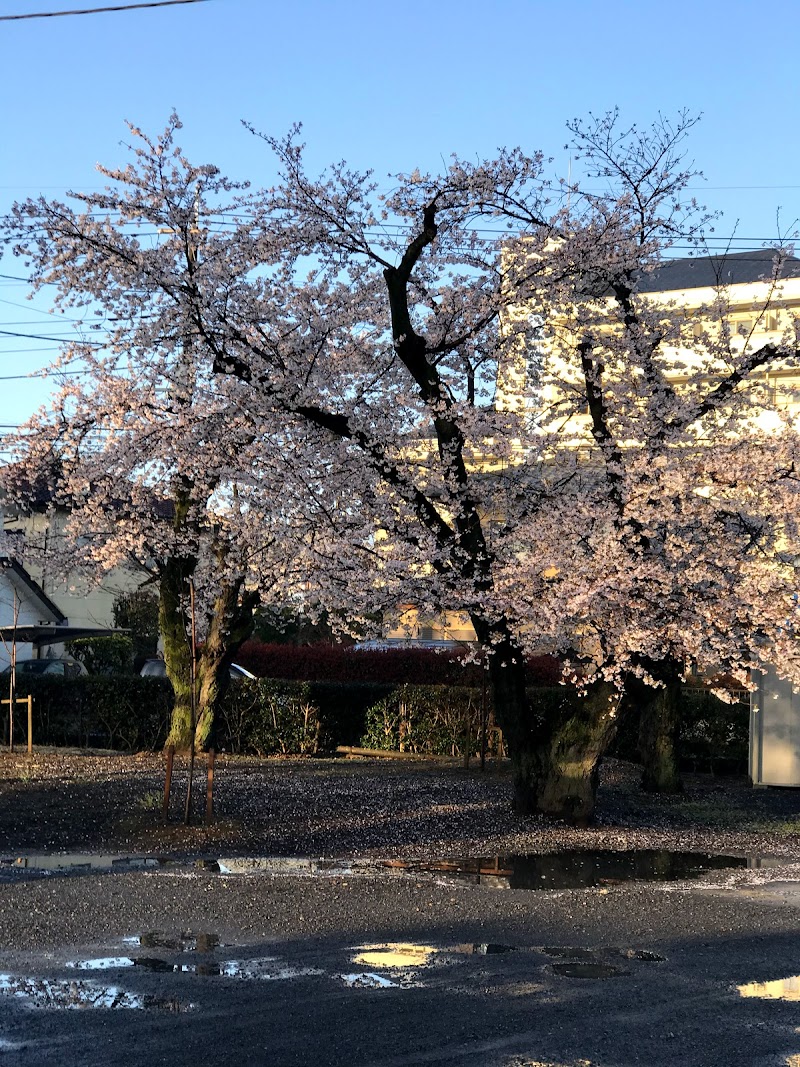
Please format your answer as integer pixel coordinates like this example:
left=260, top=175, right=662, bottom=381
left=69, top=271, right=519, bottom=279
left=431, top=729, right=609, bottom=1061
left=4, top=112, right=799, bottom=818
left=505, top=114, right=800, bottom=793
left=239, top=111, right=800, bottom=815
left=0, top=127, right=368, bottom=750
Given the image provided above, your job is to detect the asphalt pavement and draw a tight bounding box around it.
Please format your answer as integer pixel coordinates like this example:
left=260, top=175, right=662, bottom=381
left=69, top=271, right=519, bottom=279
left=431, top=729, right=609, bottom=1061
left=1, top=860, right=800, bottom=1066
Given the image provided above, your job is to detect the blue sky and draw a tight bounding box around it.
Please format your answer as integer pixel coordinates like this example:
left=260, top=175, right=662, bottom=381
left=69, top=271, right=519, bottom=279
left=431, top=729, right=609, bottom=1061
left=2, top=0, right=799, bottom=429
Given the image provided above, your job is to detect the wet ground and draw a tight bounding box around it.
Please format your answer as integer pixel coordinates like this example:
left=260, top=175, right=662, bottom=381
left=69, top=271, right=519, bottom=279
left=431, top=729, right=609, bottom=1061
left=3, top=753, right=800, bottom=1064
left=2, top=857, right=800, bottom=1065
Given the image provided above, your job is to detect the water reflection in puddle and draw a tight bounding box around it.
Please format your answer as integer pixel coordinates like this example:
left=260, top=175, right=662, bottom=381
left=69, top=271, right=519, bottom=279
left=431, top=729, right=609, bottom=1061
left=1, top=854, right=165, bottom=872
left=217, top=958, right=324, bottom=981
left=67, top=957, right=135, bottom=971
left=621, top=948, right=666, bottom=962
left=68, top=952, right=322, bottom=982
left=543, top=947, right=597, bottom=960
left=351, top=942, right=519, bottom=971
left=384, top=850, right=752, bottom=890
left=738, top=976, right=800, bottom=1001
left=124, top=932, right=220, bottom=952
left=338, top=973, right=399, bottom=989
left=352, top=944, right=439, bottom=969
left=0, top=974, right=193, bottom=1011
left=217, top=858, right=357, bottom=877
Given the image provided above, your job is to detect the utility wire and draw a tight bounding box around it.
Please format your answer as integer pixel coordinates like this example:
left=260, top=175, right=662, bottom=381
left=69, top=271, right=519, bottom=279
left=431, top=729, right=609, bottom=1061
left=0, top=328, right=101, bottom=344
left=0, top=0, right=209, bottom=20
left=0, top=371, right=88, bottom=380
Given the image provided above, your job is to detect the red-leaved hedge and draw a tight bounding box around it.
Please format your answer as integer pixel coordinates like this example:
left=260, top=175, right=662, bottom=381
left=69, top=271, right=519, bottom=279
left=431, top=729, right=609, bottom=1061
left=236, top=641, right=562, bottom=686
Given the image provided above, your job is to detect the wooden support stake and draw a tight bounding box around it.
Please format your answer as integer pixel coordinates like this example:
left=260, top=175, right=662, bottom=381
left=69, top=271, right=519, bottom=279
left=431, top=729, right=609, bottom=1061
left=162, top=745, right=175, bottom=821
left=205, top=748, right=215, bottom=823
left=2, top=696, right=32, bottom=754
left=184, top=579, right=197, bottom=827
left=479, top=671, right=488, bottom=772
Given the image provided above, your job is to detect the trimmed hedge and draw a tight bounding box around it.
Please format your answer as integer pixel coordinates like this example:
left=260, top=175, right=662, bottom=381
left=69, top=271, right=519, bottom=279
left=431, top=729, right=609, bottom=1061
left=679, top=690, right=749, bottom=775
left=3, top=676, right=172, bottom=752
left=216, top=679, right=320, bottom=755
left=361, top=684, right=489, bottom=758
left=609, top=686, right=750, bottom=775
left=1, top=672, right=751, bottom=773
left=236, top=640, right=562, bottom=686
left=308, top=681, right=394, bottom=747
left=217, top=680, right=395, bottom=754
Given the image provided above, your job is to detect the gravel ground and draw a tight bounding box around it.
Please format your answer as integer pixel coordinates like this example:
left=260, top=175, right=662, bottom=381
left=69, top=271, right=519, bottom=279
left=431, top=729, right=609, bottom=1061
left=2, top=751, right=800, bottom=1067
left=1, top=748, right=800, bottom=862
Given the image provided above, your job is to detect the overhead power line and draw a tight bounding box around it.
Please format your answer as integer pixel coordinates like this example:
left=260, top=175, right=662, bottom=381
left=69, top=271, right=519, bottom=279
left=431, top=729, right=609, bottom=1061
left=0, top=328, right=101, bottom=344
left=0, top=0, right=208, bottom=20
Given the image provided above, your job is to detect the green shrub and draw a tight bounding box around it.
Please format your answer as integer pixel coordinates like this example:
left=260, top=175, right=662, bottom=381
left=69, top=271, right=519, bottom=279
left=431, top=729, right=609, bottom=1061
left=66, top=635, right=135, bottom=676
left=609, top=685, right=750, bottom=774
left=361, top=684, right=489, bottom=757
left=216, top=679, right=320, bottom=755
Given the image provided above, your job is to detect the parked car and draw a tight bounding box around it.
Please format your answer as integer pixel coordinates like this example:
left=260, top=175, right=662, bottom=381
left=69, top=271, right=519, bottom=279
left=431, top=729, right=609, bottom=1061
left=0, top=657, right=88, bottom=679
left=139, top=658, right=255, bottom=680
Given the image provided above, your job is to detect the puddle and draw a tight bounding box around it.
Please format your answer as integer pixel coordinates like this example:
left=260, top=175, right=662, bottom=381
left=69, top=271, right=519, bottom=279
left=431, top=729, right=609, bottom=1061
left=551, top=962, right=627, bottom=979
left=1, top=854, right=165, bottom=873
left=385, top=850, right=752, bottom=890
left=67, top=957, right=135, bottom=971
left=738, top=976, right=800, bottom=1001
left=352, top=944, right=439, bottom=969
left=217, top=959, right=324, bottom=981
left=11, top=851, right=764, bottom=890
left=351, top=942, right=519, bottom=972
left=216, top=858, right=357, bottom=877
left=0, top=974, right=193, bottom=1011
left=124, top=932, right=220, bottom=952
left=67, top=952, right=321, bottom=982
left=337, top=973, right=400, bottom=989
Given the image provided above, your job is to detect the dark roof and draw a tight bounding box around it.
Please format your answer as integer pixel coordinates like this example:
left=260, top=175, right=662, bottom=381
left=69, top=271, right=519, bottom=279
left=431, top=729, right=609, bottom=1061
left=637, top=250, right=800, bottom=293
left=0, top=624, right=126, bottom=648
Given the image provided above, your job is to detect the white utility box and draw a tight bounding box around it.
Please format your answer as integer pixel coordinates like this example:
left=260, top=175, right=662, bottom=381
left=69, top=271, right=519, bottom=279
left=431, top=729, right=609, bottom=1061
left=750, top=667, right=800, bottom=786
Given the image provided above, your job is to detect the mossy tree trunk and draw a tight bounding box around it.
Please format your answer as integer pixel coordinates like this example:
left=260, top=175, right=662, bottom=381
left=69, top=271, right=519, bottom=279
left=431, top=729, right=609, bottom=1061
left=162, top=568, right=259, bottom=753
left=473, top=622, right=622, bottom=824
left=161, top=552, right=197, bottom=753
left=159, top=490, right=259, bottom=753
left=530, top=680, right=622, bottom=824
left=632, top=659, right=684, bottom=793
left=194, top=577, right=259, bottom=751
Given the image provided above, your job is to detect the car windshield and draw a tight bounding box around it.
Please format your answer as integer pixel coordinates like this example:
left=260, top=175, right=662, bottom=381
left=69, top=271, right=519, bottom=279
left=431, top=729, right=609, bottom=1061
left=20, top=661, right=63, bottom=675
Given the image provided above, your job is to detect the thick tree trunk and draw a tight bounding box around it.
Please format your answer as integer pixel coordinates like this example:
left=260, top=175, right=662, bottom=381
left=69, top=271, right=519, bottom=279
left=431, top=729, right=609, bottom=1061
left=632, top=662, right=683, bottom=794
left=194, top=582, right=258, bottom=751
left=475, top=622, right=621, bottom=824
left=531, top=682, right=621, bottom=824
left=161, top=556, right=196, bottom=753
